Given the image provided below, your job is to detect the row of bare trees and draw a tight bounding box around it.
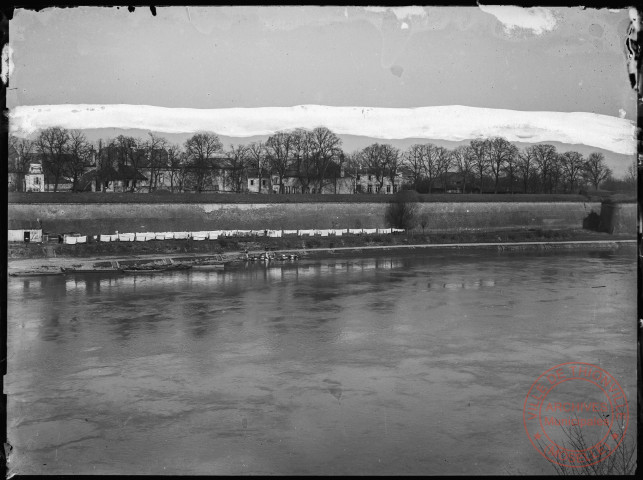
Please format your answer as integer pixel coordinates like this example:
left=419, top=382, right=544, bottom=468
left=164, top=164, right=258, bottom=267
left=391, top=138, right=619, bottom=194
left=156, top=127, right=345, bottom=193
left=10, top=128, right=627, bottom=194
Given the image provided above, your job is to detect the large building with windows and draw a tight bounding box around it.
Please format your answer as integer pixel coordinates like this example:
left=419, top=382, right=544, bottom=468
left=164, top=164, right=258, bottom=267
left=352, top=169, right=404, bottom=195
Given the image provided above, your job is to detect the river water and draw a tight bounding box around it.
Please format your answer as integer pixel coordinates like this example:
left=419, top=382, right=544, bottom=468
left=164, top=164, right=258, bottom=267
left=6, top=248, right=637, bottom=475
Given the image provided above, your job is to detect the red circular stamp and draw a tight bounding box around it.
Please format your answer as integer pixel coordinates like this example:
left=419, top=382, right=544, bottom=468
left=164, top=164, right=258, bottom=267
left=523, top=362, right=629, bottom=468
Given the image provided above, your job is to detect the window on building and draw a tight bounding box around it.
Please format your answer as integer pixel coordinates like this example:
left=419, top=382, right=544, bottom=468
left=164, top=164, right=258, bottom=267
left=357, top=174, right=361, bottom=180
left=393, top=185, right=398, bottom=193
left=262, top=179, right=266, bottom=187
left=368, top=175, right=372, bottom=181
left=376, top=185, right=381, bottom=193
left=356, top=184, right=362, bottom=193
left=367, top=184, right=373, bottom=193
left=250, top=179, right=255, bottom=186
left=34, top=177, right=40, bottom=185
left=285, top=186, right=290, bottom=194
left=386, top=185, right=391, bottom=193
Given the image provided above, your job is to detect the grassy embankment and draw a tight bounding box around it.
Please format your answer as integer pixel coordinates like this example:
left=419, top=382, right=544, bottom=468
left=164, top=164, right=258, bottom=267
left=8, top=191, right=636, bottom=204
left=8, top=191, right=635, bottom=261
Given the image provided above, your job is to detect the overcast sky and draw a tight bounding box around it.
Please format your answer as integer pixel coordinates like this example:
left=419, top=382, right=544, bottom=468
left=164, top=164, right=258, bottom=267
left=6, top=5, right=637, bottom=169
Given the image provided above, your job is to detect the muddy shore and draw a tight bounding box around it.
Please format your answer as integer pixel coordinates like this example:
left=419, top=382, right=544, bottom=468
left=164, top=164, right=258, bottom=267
left=6, top=228, right=636, bottom=276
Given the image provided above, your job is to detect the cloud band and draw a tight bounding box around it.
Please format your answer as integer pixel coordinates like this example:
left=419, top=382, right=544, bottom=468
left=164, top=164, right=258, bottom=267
left=9, top=104, right=635, bottom=155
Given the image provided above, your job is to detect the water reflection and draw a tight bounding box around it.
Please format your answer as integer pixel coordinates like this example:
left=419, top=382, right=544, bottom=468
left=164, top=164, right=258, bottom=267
left=6, top=249, right=637, bottom=476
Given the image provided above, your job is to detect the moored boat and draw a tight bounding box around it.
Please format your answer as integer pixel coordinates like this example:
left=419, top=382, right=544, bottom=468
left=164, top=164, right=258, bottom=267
left=10, top=271, right=64, bottom=277
left=122, top=267, right=169, bottom=274
left=121, top=263, right=192, bottom=273
left=61, top=267, right=123, bottom=274
left=166, top=263, right=193, bottom=271
left=191, top=262, right=225, bottom=269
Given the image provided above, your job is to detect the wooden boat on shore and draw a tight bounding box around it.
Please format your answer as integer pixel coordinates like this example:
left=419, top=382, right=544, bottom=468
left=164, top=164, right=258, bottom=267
left=121, top=263, right=192, bottom=274
left=122, top=268, right=169, bottom=274
left=166, top=263, right=192, bottom=271
left=10, top=271, right=64, bottom=277
left=191, top=262, right=225, bottom=270
left=60, top=267, right=123, bottom=274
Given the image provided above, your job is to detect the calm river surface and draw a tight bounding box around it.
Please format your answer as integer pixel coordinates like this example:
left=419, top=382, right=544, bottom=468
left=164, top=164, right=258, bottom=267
left=6, top=248, right=637, bottom=475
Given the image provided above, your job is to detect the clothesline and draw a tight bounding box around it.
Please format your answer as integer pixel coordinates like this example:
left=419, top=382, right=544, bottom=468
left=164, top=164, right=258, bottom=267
left=69, top=227, right=406, bottom=243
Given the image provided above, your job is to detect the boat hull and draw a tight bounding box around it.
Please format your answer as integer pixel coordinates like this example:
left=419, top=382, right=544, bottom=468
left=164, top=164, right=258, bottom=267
left=191, top=263, right=225, bottom=270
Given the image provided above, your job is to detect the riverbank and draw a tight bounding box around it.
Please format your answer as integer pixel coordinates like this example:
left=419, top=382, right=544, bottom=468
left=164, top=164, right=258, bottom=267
left=6, top=228, right=636, bottom=275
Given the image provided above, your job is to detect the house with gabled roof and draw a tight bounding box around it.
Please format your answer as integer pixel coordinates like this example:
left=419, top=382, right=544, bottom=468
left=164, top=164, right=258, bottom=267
left=248, top=161, right=356, bottom=195
left=81, top=164, right=148, bottom=192
left=8, top=151, right=46, bottom=192
left=246, top=168, right=272, bottom=193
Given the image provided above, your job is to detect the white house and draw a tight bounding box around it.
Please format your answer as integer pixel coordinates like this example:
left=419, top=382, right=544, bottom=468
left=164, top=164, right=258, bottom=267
left=8, top=219, right=43, bottom=243
left=24, top=163, right=45, bottom=192
left=353, top=169, right=403, bottom=194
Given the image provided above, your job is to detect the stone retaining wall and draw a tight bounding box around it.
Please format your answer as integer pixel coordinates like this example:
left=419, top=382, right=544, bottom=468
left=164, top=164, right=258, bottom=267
left=8, top=201, right=636, bottom=235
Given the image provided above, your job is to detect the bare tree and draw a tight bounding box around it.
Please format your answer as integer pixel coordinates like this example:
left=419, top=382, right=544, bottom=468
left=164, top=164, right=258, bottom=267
left=487, top=137, right=518, bottom=193
left=145, top=132, right=169, bottom=192
left=417, top=143, right=443, bottom=194
left=266, top=131, right=295, bottom=193
left=65, top=130, right=93, bottom=191
left=331, top=150, right=347, bottom=194
left=435, top=146, right=452, bottom=192
left=469, top=138, right=490, bottom=193
left=344, top=150, right=364, bottom=193
left=380, top=144, right=402, bottom=193
left=9, top=135, right=36, bottom=191
left=503, top=149, right=519, bottom=194
left=451, top=145, right=474, bottom=193
left=560, top=151, right=584, bottom=193
left=226, top=144, right=250, bottom=193
left=529, top=144, right=558, bottom=193
left=309, top=126, right=342, bottom=193
left=184, top=132, right=223, bottom=193
left=105, top=135, right=145, bottom=192
left=403, top=144, right=426, bottom=191
left=36, top=126, right=71, bottom=192
left=166, top=144, right=185, bottom=193
left=583, top=152, right=612, bottom=190
left=112, top=135, right=138, bottom=167
left=247, top=141, right=269, bottom=193
left=360, top=143, right=390, bottom=193
left=549, top=160, right=563, bottom=194
left=517, top=147, right=535, bottom=193
left=291, top=128, right=314, bottom=193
